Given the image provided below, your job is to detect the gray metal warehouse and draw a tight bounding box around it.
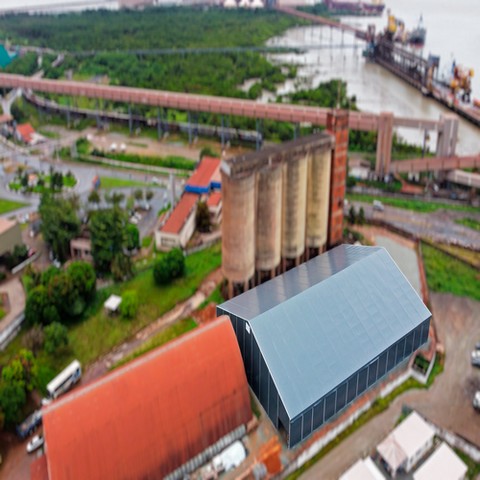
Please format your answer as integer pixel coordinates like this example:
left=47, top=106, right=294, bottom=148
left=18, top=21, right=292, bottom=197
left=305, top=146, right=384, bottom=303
left=217, top=245, right=431, bottom=448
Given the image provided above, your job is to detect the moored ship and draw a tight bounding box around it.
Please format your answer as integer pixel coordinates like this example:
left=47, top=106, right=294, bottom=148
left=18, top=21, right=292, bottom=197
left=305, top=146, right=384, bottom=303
left=323, top=0, right=385, bottom=16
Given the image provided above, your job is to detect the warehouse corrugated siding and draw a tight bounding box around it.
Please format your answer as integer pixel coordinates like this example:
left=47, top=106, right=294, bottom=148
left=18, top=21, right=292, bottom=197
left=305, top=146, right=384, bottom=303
left=40, top=317, right=251, bottom=480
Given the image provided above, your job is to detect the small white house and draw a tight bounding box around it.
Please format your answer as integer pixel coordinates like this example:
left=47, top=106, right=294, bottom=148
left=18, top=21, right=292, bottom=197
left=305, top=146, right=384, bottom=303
left=340, top=457, right=385, bottom=480
left=413, top=443, right=467, bottom=480
left=377, top=411, right=435, bottom=477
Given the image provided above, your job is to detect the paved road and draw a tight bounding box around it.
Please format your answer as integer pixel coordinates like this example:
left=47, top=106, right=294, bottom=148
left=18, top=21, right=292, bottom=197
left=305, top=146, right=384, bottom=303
left=351, top=201, right=480, bottom=250
left=300, top=293, right=480, bottom=480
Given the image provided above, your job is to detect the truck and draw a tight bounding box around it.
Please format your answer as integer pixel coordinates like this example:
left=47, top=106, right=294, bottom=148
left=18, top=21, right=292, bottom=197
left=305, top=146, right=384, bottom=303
left=16, top=409, right=42, bottom=439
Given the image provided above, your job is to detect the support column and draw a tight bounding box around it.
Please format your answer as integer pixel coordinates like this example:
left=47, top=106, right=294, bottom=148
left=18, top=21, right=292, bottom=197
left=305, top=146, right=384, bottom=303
left=128, top=104, right=133, bottom=136
left=327, top=110, right=349, bottom=248
left=436, top=114, right=459, bottom=158
left=220, top=115, right=225, bottom=148
left=187, top=111, right=192, bottom=145
left=375, top=112, right=394, bottom=178
left=157, top=107, right=162, bottom=141
left=256, top=118, right=262, bottom=151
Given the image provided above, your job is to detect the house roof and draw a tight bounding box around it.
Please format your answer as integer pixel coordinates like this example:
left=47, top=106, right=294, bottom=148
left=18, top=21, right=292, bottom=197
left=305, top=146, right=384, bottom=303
left=0, top=217, right=17, bottom=235
left=0, top=113, right=13, bottom=124
left=16, top=123, right=35, bottom=143
left=377, top=435, right=408, bottom=473
left=207, top=191, right=222, bottom=208
left=340, top=458, right=385, bottom=480
left=218, top=245, right=431, bottom=419
left=0, top=45, right=17, bottom=68
left=40, top=317, right=251, bottom=480
left=30, top=456, right=49, bottom=480
left=413, top=443, right=467, bottom=480
left=390, top=411, right=435, bottom=460
left=185, top=156, right=221, bottom=193
left=160, top=193, right=198, bottom=235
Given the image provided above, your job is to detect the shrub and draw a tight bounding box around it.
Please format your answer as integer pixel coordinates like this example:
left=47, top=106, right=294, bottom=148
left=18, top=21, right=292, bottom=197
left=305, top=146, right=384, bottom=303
left=44, top=322, right=69, bottom=355
left=120, top=290, right=139, bottom=320
left=153, top=248, right=185, bottom=285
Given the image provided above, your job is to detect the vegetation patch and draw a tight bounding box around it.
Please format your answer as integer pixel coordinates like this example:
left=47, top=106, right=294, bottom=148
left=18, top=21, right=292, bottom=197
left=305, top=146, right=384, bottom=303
left=421, top=243, right=480, bottom=301
left=99, top=176, right=152, bottom=189
left=0, top=198, right=28, bottom=215
left=455, top=217, right=480, bottom=232
left=455, top=448, right=480, bottom=480
left=346, top=193, right=479, bottom=214
left=111, top=317, right=197, bottom=370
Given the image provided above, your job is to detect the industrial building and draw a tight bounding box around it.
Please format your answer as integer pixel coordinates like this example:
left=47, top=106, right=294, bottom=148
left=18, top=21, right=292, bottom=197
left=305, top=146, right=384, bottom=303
left=217, top=245, right=431, bottom=448
left=31, top=317, right=251, bottom=480
left=156, top=156, right=221, bottom=250
left=221, top=113, right=348, bottom=298
left=0, top=218, right=22, bottom=257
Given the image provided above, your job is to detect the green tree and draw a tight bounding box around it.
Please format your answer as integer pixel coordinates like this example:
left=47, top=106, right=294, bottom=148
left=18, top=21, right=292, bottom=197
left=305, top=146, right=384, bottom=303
left=90, top=207, right=128, bottom=273
left=0, top=382, right=26, bottom=425
left=39, top=192, right=80, bottom=262
left=348, top=205, right=357, bottom=225
left=66, top=261, right=96, bottom=301
left=134, top=189, right=143, bottom=203
left=40, top=265, right=61, bottom=287
left=153, top=248, right=185, bottom=285
left=44, top=322, right=69, bottom=355
left=358, top=207, right=366, bottom=225
left=195, top=201, right=211, bottom=233
left=88, top=189, right=101, bottom=207
left=120, top=290, right=139, bottom=319
left=145, top=190, right=154, bottom=203
left=126, top=224, right=140, bottom=251
left=111, top=252, right=133, bottom=282
left=25, top=285, right=49, bottom=326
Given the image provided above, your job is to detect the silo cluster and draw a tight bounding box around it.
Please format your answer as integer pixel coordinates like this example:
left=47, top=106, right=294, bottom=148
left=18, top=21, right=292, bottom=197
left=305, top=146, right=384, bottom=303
left=222, top=133, right=334, bottom=298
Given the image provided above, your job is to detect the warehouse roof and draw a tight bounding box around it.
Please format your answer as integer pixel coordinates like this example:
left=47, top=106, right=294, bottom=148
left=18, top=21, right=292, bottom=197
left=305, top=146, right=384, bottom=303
left=185, top=156, right=221, bottom=193
left=219, top=245, right=431, bottom=419
left=40, top=317, right=251, bottom=480
left=160, top=193, right=198, bottom=234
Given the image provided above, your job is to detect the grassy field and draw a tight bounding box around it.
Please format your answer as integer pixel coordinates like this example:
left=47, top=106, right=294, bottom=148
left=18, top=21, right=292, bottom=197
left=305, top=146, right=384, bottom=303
left=421, top=243, right=480, bottom=301
left=455, top=217, right=480, bottom=232
left=112, top=317, right=197, bottom=370
left=347, top=193, right=479, bottom=214
left=0, top=198, right=28, bottom=215
left=99, top=176, right=153, bottom=189
left=0, top=242, right=221, bottom=392
left=68, top=242, right=221, bottom=367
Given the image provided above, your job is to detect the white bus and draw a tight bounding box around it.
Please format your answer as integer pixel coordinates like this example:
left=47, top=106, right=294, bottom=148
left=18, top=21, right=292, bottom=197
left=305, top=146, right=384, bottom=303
left=42, top=360, right=82, bottom=405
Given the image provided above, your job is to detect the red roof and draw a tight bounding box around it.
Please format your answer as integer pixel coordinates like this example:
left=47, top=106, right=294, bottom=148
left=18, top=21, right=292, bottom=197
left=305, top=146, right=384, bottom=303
left=187, top=156, right=221, bottom=189
left=30, top=456, right=49, bottom=480
left=161, top=193, right=198, bottom=234
left=207, top=191, right=222, bottom=207
left=16, top=123, right=35, bottom=143
left=40, top=317, right=251, bottom=480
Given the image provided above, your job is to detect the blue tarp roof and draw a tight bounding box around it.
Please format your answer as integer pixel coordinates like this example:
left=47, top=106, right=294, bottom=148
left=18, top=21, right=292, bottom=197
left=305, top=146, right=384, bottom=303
left=219, top=245, right=431, bottom=419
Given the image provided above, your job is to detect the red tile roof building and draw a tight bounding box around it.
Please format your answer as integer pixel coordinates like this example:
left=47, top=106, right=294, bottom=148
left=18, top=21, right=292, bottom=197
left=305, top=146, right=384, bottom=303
left=207, top=191, right=223, bottom=225
left=35, top=317, right=251, bottom=480
left=156, top=193, right=198, bottom=250
left=185, top=156, right=221, bottom=193
left=15, top=123, right=36, bottom=144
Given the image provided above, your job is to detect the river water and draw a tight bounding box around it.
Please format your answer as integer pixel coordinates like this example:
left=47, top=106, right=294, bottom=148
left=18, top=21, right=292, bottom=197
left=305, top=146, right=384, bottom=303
left=266, top=0, right=480, bottom=154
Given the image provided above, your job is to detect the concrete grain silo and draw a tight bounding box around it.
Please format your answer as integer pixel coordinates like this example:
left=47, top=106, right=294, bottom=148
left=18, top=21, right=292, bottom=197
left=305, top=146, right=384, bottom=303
left=221, top=170, right=255, bottom=296
left=221, top=132, right=338, bottom=298
left=306, top=148, right=331, bottom=253
left=255, top=164, right=282, bottom=277
left=281, top=152, right=308, bottom=264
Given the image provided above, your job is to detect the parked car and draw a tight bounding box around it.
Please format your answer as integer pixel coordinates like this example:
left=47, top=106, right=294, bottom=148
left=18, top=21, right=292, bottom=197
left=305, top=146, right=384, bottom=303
left=373, top=200, right=385, bottom=212
left=471, top=350, right=480, bottom=367
left=473, top=392, right=480, bottom=411
left=26, top=435, right=44, bottom=453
